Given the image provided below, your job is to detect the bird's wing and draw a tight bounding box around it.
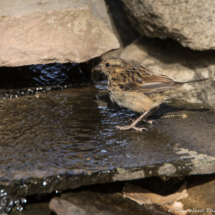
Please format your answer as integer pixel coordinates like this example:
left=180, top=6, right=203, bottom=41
left=117, top=65, right=181, bottom=93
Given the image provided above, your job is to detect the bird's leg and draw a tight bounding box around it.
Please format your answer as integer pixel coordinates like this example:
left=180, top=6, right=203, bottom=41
left=128, top=106, right=160, bottom=124
left=142, top=106, right=160, bottom=124
left=116, top=111, right=149, bottom=131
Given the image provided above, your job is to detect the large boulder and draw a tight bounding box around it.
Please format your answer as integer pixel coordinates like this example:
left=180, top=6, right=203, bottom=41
left=0, top=0, right=119, bottom=67
left=121, top=0, right=215, bottom=51
left=120, top=37, right=215, bottom=106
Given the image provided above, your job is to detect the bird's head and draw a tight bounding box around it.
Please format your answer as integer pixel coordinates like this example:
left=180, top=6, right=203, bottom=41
left=92, top=58, right=131, bottom=78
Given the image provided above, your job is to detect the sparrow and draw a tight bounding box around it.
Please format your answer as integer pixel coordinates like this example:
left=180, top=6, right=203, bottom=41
left=93, top=58, right=209, bottom=131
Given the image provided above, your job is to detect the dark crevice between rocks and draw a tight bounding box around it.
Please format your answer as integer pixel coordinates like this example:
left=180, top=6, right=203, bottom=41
left=0, top=58, right=101, bottom=99
left=128, top=36, right=215, bottom=70
left=102, top=0, right=140, bottom=60
left=9, top=174, right=215, bottom=215
left=10, top=176, right=184, bottom=215
left=104, top=0, right=140, bottom=48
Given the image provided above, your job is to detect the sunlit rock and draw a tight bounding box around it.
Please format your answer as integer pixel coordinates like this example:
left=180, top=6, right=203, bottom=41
left=0, top=0, right=119, bottom=67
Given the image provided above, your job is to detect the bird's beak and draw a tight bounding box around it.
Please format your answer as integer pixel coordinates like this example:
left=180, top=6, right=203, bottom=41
left=92, top=64, right=102, bottom=71
left=91, top=64, right=102, bottom=84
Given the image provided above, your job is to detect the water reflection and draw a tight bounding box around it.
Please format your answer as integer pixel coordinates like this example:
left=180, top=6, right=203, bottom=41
left=0, top=63, right=91, bottom=89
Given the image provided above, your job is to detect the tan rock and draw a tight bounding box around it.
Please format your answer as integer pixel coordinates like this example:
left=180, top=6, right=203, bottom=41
left=49, top=197, right=87, bottom=215
left=123, top=182, right=188, bottom=206
left=120, top=37, right=215, bottom=106
left=181, top=174, right=215, bottom=214
left=0, top=0, right=120, bottom=67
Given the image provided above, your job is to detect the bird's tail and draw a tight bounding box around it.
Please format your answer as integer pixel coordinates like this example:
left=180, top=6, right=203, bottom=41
left=176, top=78, right=210, bottom=84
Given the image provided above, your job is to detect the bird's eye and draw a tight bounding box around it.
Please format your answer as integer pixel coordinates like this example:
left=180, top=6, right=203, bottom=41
left=105, top=63, right=110, bottom=67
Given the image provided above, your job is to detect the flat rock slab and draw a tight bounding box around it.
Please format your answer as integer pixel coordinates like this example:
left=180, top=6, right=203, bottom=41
left=0, top=85, right=215, bottom=196
left=0, top=0, right=119, bottom=66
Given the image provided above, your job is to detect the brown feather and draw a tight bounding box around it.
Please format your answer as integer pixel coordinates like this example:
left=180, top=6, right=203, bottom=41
left=115, top=65, right=179, bottom=94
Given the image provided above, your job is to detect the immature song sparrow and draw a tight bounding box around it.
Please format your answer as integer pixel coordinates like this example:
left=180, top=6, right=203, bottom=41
left=93, top=58, right=209, bottom=131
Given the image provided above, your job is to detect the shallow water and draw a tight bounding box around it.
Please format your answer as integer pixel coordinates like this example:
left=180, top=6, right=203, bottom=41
left=0, top=63, right=92, bottom=99
left=0, top=82, right=214, bottom=198
left=0, top=63, right=91, bottom=89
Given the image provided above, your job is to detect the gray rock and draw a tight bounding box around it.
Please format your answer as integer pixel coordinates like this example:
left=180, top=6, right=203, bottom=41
left=0, top=0, right=119, bottom=67
left=120, top=37, right=215, bottom=106
left=121, top=0, right=215, bottom=51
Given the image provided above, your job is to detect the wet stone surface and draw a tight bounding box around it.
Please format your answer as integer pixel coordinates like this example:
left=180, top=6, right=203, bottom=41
left=0, top=82, right=214, bottom=197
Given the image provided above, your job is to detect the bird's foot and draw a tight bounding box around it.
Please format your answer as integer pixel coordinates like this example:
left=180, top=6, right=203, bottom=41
left=128, top=118, right=157, bottom=124
left=143, top=119, right=157, bottom=124
left=116, top=125, right=148, bottom=132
